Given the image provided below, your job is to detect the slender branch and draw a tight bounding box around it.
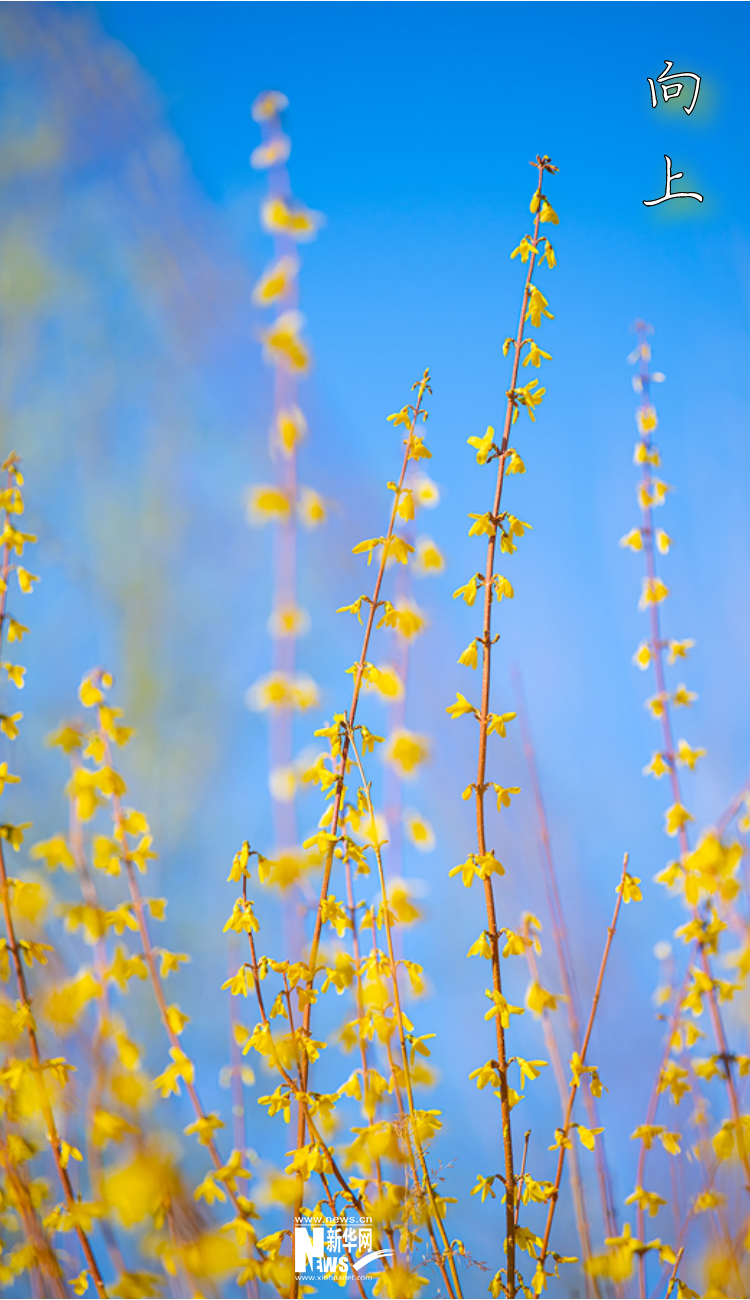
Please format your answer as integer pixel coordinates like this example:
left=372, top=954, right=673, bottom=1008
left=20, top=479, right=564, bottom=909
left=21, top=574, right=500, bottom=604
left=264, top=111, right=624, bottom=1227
left=347, top=728, right=462, bottom=1299
left=537, top=855, right=629, bottom=1282
left=664, top=1246, right=683, bottom=1300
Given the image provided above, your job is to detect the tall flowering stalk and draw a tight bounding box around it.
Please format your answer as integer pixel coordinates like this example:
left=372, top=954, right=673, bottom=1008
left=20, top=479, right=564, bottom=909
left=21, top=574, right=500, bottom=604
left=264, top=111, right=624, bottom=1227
left=247, top=88, right=325, bottom=880
left=228, top=373, right=461, bottom=1300
left=450, top=155, right=558, bottom=1300
left=0, top=455, right=109, bottom=1297
left=619, top=322, right=750, bottom=1297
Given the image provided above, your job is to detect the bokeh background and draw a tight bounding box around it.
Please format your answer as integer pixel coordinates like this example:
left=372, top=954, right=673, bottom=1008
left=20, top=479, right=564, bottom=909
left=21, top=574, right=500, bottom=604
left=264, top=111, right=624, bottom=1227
left=1, top=2, right=749, bottom=1295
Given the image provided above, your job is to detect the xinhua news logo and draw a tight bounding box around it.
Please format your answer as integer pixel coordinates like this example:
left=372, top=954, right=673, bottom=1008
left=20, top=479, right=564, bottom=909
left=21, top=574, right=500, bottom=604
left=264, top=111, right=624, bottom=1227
left=294, top=1213, right=393, bottom=1281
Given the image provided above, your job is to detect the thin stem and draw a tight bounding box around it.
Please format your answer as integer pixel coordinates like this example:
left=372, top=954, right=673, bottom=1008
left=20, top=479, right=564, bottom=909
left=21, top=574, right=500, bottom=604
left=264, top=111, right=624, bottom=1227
left=664, top=1246, right=683, bottom=1300
left=347, top=729, right=461, bottom=1299
left=514, top=666, right=619, bottom=1246
left=471, top=155, right=555, bottom=1297
left=537, top=855, right=629, bottom=1281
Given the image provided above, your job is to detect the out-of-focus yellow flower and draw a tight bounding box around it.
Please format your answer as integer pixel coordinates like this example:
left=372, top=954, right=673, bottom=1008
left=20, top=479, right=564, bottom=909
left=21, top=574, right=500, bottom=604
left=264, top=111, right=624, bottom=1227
left=245, top=484, right=291, bottom=525
left=259, top=848, right=316, bottom=890
left=182, top=1232, right=241, bottom=1281
left=665, top=802, right=693, bottom=837
left=364, top=663, right=404, bottom=702
left=636, top=405, right=658, bottom=435
left=404, top=809, right=435, bottom=852
left=43, top=971, right=101, bottom=1036
left=411, top=473, right=440, bottom=508
left=413, top=535, right=445, bottom=576
left=668, top=638, right=695, bottom=664
left=250, top=134, right=291, bottom=170
left=643, top=752, right=670, bottom=779
left=385, top=729, right=429, bottom=777
left=633, top=641, right=652, bottom=670
left=638, top=478, right=671, bottom=510
left=639, top=576, right=668, bottom=609
left=526, top=981, right=560, bottom=1015
left=269, top=766, right=296, bottom=803
left=104, top=1150, right=177, bottom=1227
left=261, top=311, right=310, bottom=372
left=251, top=90, right=289, bottom=122
left=297, top=486, right=326, bottom=527
left=261, top=196, right=322, bottom=243
left=252, top=255, right=299, bottom=307
left=31, top=834, right=75, bottom=872
left=672, top=683, right=697, bottom=707
left=272, top=404, right=306, bottom=456
left=656, top=529, right=671, bottom=554
left=634, top=441, right=660, bottom=467
left=645, top=692, right=668, bottom=719
left=675, top=739, right=706, bottom=770
left=16, top=567, right=38, bottom=593
left=267, top=603, right=310, bottom=638
left=246, top=671, right=319, bottom=712
left=619, top=527, right=643, bottom=552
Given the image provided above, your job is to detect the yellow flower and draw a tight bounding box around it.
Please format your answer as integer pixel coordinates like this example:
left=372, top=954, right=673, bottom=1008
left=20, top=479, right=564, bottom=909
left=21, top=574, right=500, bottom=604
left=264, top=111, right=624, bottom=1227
left=664, top=802, right=694, bottom=837
left=539, top=200, right=559, bottom=224
left=624, top=1185, right=666, bottom=1218
left=526, top=981, right=560, bottom=1015
left=260, top=196, right=322, bottom=243
left=619, top=528, right=643, bottom=552
left=634, top=441, right=660, bottom=466
left=655, top=529, right=671, bottom=554
left=260, top=310, right=310, bottom=372
left=617, top=873, right=643, bottom=903
left=411, top=473, right=440, bottom=508
left=273, top=403, right=306, bottom=456
left=675, top=739, right=706, bottom=770
left=672, top=683, right=697, bottom=707
left=643, top=752, right=670, bottom=779
left=403, top=809, right=435, bottom=852
left=645, top=692, right=668, bottom=719
left=636, top=405, right=658, bottom=435
left=267, top=603, right=310, bottom=639
left=384, top=729, right=429, bottom=777
left=639, top=576, right=669, bottom=609
left=445, top=692, right=476, bottom=720
left=6, top=618, right=28, bottom=643
left=245, top=484, right=291, bottom=525
left=2, top=663, right=25, bottom=688
left=250, top=133, right=291, bottom=170
left=413, top=535, right=445, bottom=575
left=16, top=567, right=39, bottom=594
left=668, top=638, right=694, bottom=663
left=252, top=255, right=299, bottom=308
left=31, top=834, right=75, bottom=872
left=297, top=486, right=326, bottom=527
left=522, top=340, right=552, bottom=368
left=246, top=671, right=318, bottom=712
left=0, top=763, right=20, bottom=796
left=525, top=286, right=553, bottom=329
left=453, top=575, right=479, bottom=605
left=467, top=426, right=495, bottom=465
left=633, top=641, right=652, bottom=670
left=363, top=663, right=404, bottom=702
left=251, top=89, right=289, bottom=122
